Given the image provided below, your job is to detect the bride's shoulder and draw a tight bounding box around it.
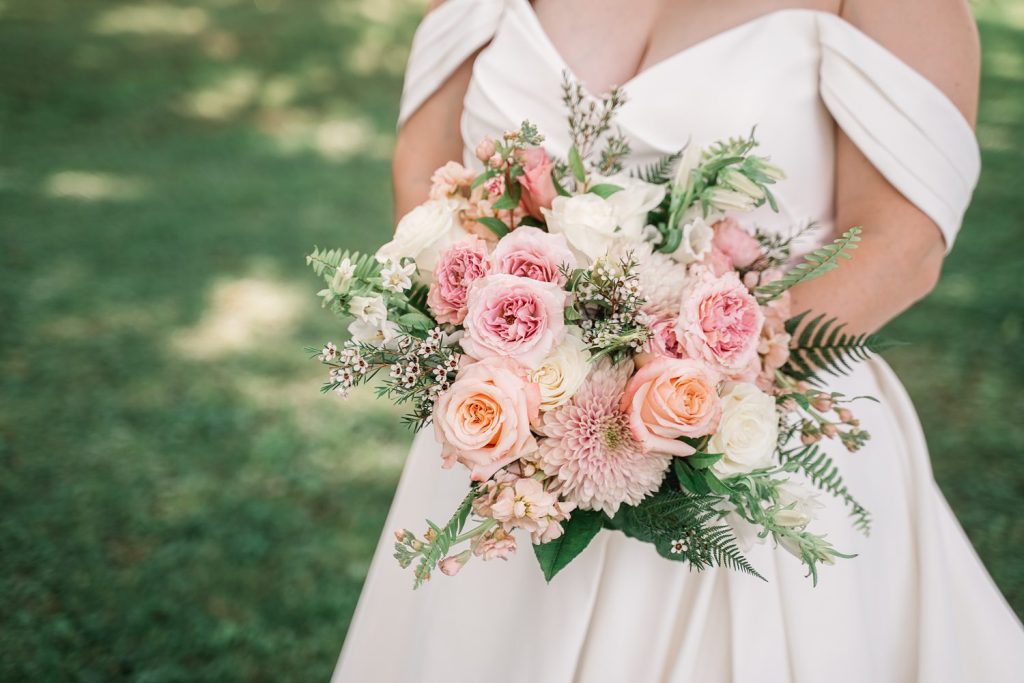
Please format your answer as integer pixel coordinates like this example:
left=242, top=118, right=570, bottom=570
left=838, top=0, right=979, bottom=123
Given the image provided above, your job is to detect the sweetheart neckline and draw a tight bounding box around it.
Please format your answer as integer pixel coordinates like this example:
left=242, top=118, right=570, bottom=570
left=516, top=0, right=839, bottom=98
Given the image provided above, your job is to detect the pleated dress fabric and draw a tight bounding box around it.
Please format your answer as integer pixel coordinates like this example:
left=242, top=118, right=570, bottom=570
left=334, top=3, right=1023, bottom=681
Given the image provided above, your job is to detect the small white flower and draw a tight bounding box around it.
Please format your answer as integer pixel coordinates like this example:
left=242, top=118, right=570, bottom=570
left=320, top=342, right=338, bottom=361
left=331, top=258, right=357, bottom=294
left=348, top=295, right=387, bottom=326
left=669, top=539, right=688, bottom=554
left=380, top=259, right=416, bottom=293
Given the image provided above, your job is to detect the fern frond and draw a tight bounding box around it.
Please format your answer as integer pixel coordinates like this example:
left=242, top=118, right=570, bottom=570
left=783, top=311, right=904, bottom=381
left=412, top=484, right=479, bottom=588
left=780, top=444, right=871, bottom=535
left=615, top=489, right=765, bottom=580
left=755, top=227, right=862, bottom=303
left=632, top=150, right=682, bottom=185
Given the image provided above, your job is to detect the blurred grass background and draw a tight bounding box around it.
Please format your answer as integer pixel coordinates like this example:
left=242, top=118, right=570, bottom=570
left=1, top=0, right=1022, bottom=680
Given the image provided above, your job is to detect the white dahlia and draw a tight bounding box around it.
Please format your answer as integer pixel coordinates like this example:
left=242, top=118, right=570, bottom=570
left=537, top=358, right=671, bottom=515
left=607, top=242, right=688, bottom=315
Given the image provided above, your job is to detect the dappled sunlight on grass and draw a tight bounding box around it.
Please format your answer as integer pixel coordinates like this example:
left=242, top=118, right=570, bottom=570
left=180, top=68, right=261, bottom=121
left=43, top=170, right=150, bottom=201
left=171, top=276, right=306, bottom=359
left=93, top=3, right=210, bottom=36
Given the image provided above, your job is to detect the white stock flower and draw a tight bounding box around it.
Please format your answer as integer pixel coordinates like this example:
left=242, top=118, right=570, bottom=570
left=673, top=215, right=715, bottom=264
left=380, top=259, right=415, bottom=293
left=375, top=199, right=464, bottom=278
left=529, top=332, right=591, bottom=411
left=331, top=258, right=357, bottom=294
left=543, top=193, right=623, bottom=264
left=709, top=382, right=779, bottom=476
left=348, top=318, right=400, bottom=348
left=596, top=173, right=666, bottom=236
left=348, top=295, right=387, bottom=326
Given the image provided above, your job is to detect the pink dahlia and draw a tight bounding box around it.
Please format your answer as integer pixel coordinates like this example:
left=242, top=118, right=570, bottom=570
left=538, top=359, right=671, bottom=515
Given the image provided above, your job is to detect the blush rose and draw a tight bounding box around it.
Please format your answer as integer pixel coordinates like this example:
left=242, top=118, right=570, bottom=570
left=489, top=226, right=576, bottom=285
left=461, top=274, right=569, bottom=368
left=427, top=235, right=491, bottom=324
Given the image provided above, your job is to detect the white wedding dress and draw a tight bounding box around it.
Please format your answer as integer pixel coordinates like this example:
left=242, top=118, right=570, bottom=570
left=333, top=2, right=1024, bottom=681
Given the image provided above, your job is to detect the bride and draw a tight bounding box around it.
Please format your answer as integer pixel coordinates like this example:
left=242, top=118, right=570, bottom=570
left=333, top=0, right=1024, bottom=680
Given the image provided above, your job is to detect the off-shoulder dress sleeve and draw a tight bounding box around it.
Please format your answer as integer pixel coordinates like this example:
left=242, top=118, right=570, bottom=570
left=817, top=14, right=981, bottom=251
left=398, top=0, right=505, bottom=127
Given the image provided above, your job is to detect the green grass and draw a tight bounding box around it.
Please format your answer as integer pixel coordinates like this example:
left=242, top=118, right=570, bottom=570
left=1, top=1, right=1023, bottom=680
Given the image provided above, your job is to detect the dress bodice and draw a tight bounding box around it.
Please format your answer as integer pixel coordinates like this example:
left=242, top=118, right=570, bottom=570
left=399, top=0, right=980, bottom=254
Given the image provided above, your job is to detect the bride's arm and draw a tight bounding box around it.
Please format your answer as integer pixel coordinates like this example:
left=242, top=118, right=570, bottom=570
left=392, top=1, right=479, bottom=220
left=788, top=0, right=980, bottom=333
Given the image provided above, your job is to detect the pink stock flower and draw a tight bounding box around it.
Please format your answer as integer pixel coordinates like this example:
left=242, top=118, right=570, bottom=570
left=518, top=147, right=558, bottom=219
left=429, top=161, right=476, bottom=200
left=473, top=528, right=517, bottom=561
left=712, top=216, right=763, bottom=269
left=490, top=478, right=558, bottom=536
left=438, top=552, right=469, bottom=576
left=489, top=226, right=576, bottom=285
left=757, top=284, right=792, bottom=391
left=539, top=359, right=672, bottom=514
left=427, top=235, right=491, bottom=324
left=461, top=274, right=569, bottom=367
left=676, top=267, right=764, bottom=376
left=619, top=357, right=722, bottom=457
left=433, top=357, right=541, bottom=482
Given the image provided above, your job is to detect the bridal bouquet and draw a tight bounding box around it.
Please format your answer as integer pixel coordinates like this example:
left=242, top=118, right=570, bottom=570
left=307, top=81, right=888, bottom=588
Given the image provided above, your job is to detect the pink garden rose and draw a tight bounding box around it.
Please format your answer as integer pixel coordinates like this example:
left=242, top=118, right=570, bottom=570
left=518, top=147, right=557, bottom=219
left=462, top=273, right=569, bottom=367
left=433, top=356, right=541, bottom=481
left=647, top=314, right=686, bottom=360
left=712, top=216, right=762, bottom=269
left=489, top=226, right=576, bottom=285
left=427, top=235, right=491, bottom=324
left=619, top=357, right=722, bottom=457
left=676, top=266, right=765, bottom=376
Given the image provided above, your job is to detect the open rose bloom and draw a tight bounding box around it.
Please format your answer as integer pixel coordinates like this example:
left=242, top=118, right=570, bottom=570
left=309, top=111, right=879, bottom=588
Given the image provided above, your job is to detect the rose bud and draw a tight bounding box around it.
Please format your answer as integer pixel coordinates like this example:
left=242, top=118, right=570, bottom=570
left=475, top=137, right=496, bottom=162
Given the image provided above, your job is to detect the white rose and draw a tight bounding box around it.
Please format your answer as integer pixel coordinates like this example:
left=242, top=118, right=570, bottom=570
left=673, top=215, right=714, bottom=264
left=348, top=295, right=387, bottom=326
left=543, top=193, right=621, bottom=264
left=596, top=173, right=666, bottom=236
left=375, top=199, right=464, bottom=278
left=708, top=382, right=778, bottom=476
left=529, top=333, right=591, bottom=411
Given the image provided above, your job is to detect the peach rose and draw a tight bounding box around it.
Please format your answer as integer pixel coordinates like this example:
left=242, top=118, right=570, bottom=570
left=518, top=147, right=557, bottom=219
left=619, top=357, right=722, bottom=457
left=434, top=357, right=541, bottom=481
left=461, top=274, right=569, bottom=367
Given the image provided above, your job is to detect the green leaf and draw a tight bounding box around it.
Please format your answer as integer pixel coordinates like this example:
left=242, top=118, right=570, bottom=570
left=518, top=215, right=545, bottom=228
left=551, top=169, right=572, bottom=197
left=533, top=509, right=604, bottom=582
left=686, top=452, right=723, bottom=470
left=782, top=310, right=905, bottom=381
left=588, top=183, right=623, bottom=198
left=470, top=168, right=497, bottom=189
left=568, top=145, right=586, bottom=183
left=674, top=459, right=710, bottom=495
left=492, top=192, right=518, bottom=210
left=475, top=216, right=510, bottom=238
left=702, top=468, right=733, bottom=495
